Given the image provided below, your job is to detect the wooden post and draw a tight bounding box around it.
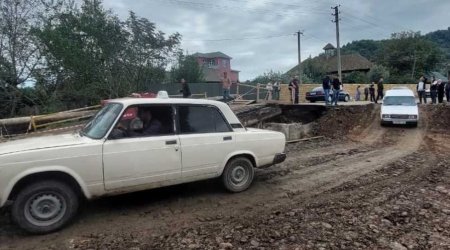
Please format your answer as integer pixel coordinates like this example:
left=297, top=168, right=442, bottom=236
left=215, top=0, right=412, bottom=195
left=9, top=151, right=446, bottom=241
left=256, top=83, right=260, bottom=103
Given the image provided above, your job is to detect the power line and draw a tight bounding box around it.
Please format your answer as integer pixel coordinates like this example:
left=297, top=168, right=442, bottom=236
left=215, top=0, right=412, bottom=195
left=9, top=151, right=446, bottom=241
left=153, top=0, right=329, bottom=18
left=183, top=33, right=295, bottom=42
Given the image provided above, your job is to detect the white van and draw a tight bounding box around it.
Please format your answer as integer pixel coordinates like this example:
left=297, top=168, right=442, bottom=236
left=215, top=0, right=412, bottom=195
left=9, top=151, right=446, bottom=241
left=380, top=88, right=418, bottom=127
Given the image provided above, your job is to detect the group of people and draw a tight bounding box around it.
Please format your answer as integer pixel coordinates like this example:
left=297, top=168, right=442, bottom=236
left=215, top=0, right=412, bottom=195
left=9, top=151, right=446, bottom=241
left=264, top=81, right=281, bottom=100
left=416, top=75, right=450, bottom=104
left=322, top=75, right=343, bottom=105
left=359, top=78, right=385, bottom=103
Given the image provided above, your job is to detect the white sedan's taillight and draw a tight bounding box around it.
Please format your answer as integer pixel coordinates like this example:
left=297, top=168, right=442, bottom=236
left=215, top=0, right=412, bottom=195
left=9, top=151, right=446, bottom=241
left=409, top=115, right=417, bottom=119
left=382, top=114, right=390, bottom=118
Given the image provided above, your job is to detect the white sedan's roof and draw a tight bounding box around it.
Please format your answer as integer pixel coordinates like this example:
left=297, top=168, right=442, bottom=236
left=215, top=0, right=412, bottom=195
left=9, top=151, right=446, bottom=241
left=108, top=98, right=243, bottom=126
left=109, top=97, right=223, bottom=106
left=385, top=88, right=414, bottom=97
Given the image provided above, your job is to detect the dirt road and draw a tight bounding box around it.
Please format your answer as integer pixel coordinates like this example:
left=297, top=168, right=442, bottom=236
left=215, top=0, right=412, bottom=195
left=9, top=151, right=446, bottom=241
left=1, top=105, right=449, bottom=249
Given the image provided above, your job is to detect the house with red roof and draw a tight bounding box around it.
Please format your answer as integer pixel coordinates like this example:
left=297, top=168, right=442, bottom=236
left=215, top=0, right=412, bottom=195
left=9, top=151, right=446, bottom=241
left=192, top=52, right=240, bottom=83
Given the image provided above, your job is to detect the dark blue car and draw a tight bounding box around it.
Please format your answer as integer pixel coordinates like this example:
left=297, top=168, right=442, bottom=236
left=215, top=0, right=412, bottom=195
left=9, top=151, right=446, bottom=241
left=305, top=87, right=350, bottom=103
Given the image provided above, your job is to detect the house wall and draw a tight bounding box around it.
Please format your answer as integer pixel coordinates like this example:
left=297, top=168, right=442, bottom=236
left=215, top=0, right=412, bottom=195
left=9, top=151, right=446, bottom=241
left=278, top=83, right=419, bottom=103
left=230, top=71, right=239, bottom=83
left=196, top=57, right=234, bottom=82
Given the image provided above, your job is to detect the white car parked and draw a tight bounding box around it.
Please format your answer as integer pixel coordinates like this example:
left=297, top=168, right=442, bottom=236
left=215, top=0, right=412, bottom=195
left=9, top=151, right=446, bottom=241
left=380, top=88, right=419, bottom=127
left=0, top=98, right=286, bottom=234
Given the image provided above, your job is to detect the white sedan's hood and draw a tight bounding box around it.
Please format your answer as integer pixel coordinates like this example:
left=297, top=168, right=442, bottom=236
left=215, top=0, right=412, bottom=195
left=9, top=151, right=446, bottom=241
left=381, top=105, right=418, bottom=115
left=0, top=133, right=88, bottom=156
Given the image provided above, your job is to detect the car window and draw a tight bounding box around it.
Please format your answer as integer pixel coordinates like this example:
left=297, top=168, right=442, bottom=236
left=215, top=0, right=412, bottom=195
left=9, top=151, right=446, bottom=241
left=178, top=105, right=232, bottom=134
left=109, top=105, right=174, bottom=139
left=82, top=103, right=123, bottom=139
left=383, top=96, right=416, bottom=106
left=312, top=87, right=323, bottom=92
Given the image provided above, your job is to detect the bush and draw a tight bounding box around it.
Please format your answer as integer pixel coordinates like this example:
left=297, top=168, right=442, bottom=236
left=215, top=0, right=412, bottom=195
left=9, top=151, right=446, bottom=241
left=368, top=65, right=390, bottom=82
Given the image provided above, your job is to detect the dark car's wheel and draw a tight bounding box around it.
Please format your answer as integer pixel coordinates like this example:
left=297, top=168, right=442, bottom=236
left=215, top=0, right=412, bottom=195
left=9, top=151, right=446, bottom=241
left=309, top=100, right=316, bottom=103
left=344, top=95, right=350, bottom=102
left=11, top=180, right=79, bottom=234
left=222, top=157, right=254, bottom=193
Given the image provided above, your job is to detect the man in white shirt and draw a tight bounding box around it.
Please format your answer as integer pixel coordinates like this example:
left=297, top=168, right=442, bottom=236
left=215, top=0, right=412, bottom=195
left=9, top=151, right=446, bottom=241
left=416, top=76, right=427, bottom=104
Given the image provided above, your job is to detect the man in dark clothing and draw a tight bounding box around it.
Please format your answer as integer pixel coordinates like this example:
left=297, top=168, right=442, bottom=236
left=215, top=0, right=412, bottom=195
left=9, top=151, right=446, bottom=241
left=364, top=85, right=369, bottom=101
left=369, top=83, right=375, bottom=102
left=437, top=80, right=445, bottom=103
left=375, top=78, right=384, bottom=104
left=179, top=78, right=191, bottom=98
left=446, top=82, right=450, bottom=102
left=289, top=76, right=299, bottom=104
left=139, top=109, right=162, bottom=136
left=430, top=77, right=437, bottom=104
left=331, top=77, right=342, bottom=106
left=322, top=75, right=331, bottom=105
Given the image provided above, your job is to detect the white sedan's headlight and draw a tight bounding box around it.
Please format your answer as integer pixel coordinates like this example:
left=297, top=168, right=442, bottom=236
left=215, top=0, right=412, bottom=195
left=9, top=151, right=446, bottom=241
left=408, top=115, right=417, bottom=119
left=382, top=114, right=390, bottom=118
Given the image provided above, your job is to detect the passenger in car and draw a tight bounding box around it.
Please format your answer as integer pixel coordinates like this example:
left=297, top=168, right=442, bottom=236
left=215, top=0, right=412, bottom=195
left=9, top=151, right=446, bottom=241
left=139, top=109, right=162, bottom=135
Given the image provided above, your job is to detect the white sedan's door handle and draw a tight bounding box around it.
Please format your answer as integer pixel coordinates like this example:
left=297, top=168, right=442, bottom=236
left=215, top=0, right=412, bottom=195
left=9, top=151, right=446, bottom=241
left=165, top=140, right=177, bottom=145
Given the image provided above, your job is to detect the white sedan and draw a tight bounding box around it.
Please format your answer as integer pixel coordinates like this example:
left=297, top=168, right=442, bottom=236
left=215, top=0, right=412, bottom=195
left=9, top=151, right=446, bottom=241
left=0, top=98, right=286, bottom=234
left=380, top=88, right=419, bottom=127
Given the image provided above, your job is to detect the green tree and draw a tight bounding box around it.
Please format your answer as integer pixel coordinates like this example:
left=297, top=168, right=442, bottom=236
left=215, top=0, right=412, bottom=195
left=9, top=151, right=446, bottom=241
left=34, top=0, right=180, bottom=108
left=0, top=0, right=46, bottom=116
left=368, top=64, right=390, bottom=82
left=343, top=71, right=368, bottom=83
left=170, top=52, right=203, bottom=83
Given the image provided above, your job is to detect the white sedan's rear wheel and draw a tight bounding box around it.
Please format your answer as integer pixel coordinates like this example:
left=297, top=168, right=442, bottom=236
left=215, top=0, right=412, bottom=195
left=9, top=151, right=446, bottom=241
left=222, top=157, right=254, bottom=192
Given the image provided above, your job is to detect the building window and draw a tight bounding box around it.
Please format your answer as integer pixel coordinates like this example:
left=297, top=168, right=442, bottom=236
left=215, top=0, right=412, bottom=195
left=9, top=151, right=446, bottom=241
left=207, top=59, right=217, bottom=67
left=222, top=59, right=228, bottom=67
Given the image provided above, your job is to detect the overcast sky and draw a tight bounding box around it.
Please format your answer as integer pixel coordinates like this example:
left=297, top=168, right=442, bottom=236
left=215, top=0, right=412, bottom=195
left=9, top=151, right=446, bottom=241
left=101, top=0, right=450, bottom=81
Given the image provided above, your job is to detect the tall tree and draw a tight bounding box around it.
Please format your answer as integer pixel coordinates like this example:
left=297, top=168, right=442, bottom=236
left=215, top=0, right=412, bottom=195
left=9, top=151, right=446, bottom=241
left=170, top=52, right=203, bottom=83
left=0, top=0, right=44, bottom=116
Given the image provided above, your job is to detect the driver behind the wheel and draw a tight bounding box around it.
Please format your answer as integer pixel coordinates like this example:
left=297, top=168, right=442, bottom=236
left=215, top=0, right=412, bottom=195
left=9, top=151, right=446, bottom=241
left=134, top=108, right=162, bottom=136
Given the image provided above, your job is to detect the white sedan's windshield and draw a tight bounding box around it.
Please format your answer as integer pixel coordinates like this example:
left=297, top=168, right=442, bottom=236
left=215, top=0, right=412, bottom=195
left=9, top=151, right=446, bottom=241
left=383, top=96, right=416, bottom=106
left=81, top=103, right=123, bottom=139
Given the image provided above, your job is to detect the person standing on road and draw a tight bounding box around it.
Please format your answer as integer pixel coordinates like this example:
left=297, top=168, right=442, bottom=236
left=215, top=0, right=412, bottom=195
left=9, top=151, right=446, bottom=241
left=375, top=77, right=384, bottom=104
left=332, top=76, right=342, bottom=106
left=322, top=75, right=331, bottom=105
left=179, top=78, right=191, bottom=98
left=265, top=81, right=273, bottom=100
left=222, top=72, right=232, bottom=102
left=364, top=85, right=369, bottom=101
left=437, top=79, right=445, bottom=103
left=369, top=83, right=376, bottom=102
left=430, top=76, right=437, bottom=104
left=355, top=85, right=361, bottom=101
left=417, top=76, right=427, bottom=104
left=273, top=80, right=280, bottom=100
left=445, top=81, right=450, bottom=102
left=289, top=76, right=299, bottom=104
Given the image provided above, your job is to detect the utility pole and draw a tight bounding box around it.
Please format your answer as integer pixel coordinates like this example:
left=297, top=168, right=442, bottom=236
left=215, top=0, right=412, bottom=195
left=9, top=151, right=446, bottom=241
left=332, top=5, right=342, bottom=83
left=411, top=50, right=417, bottom=79
left=297, top=31, right=303, bottom=84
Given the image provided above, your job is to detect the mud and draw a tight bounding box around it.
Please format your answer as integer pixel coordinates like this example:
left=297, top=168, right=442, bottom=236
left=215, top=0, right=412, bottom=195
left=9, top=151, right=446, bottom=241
left=1, top=104, right=450, bottom=249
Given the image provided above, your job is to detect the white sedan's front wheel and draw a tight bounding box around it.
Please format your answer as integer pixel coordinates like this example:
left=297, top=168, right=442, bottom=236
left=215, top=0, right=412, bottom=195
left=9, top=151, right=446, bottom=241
left=11, top=180, right=79, bottom=234
left=222, top=157, right=254, bottom=192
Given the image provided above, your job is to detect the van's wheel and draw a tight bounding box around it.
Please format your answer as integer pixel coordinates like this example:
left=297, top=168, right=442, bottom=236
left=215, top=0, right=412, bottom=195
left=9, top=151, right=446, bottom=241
left=11, top=180, right=79, bottom=234
left=222, top=157, right=254, bottom=192
left=344, top=95, right=350, bottom=102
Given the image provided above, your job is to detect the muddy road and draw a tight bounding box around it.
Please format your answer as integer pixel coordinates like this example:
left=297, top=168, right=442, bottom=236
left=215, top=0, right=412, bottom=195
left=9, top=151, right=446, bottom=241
left=1, top=104, right=450, bottom=249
